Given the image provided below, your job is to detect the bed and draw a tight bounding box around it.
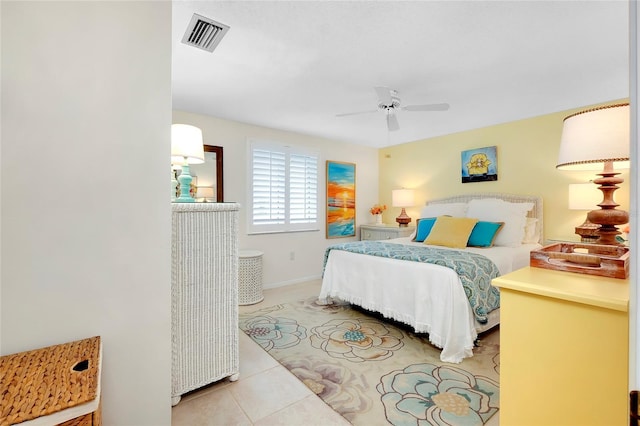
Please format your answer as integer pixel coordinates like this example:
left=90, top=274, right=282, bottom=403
left=318, top=193, right=543, bottom=363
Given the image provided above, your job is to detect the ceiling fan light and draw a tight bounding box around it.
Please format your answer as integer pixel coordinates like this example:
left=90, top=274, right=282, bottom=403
left=337, top=86, right=450, bottom=133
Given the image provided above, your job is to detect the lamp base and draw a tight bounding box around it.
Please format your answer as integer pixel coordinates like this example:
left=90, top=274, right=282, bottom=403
left=395, top=208, right=412, bottom=227
left=587, top=161, right=628, bottom=245
left=176, top=164, right=196, bottom=203
left=575, top=217, right=600, bottom=243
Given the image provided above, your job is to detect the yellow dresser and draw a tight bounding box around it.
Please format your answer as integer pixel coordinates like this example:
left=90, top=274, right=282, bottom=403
left=493, top=267, right=629, bottom=426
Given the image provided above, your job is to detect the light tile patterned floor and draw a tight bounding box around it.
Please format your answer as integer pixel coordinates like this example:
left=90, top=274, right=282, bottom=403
left=171, top=279, right=500, bottom=425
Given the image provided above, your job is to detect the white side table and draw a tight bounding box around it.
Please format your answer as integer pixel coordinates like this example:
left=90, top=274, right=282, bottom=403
left=360, top=224, right=415, bottom=241
left=239, top=250, right=264, bottom=305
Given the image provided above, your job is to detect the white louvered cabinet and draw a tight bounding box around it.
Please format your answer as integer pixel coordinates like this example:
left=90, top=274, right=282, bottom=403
left=171, top=202, right=240, bottom=406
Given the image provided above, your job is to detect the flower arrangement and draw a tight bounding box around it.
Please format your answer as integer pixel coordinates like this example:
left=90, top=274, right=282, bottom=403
left=370, top=204, right=387, bottom=215
left=616, top=224, right=630, bottom=244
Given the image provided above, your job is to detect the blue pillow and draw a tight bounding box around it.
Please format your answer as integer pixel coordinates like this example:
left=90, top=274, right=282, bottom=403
left=467, top=221, right=504, bottom=247
left=413, top=217, right=437, bottom=242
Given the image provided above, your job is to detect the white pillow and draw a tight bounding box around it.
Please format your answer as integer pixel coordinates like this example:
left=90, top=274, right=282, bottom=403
left=466, top=198, right=533, bottom=247
left=522, top=217, right=540, bottom=244
left=420, top=202, right=467, bottom=219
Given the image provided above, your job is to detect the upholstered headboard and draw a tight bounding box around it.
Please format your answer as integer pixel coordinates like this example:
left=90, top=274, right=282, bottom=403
left=426, top=193, right=544, bottom=244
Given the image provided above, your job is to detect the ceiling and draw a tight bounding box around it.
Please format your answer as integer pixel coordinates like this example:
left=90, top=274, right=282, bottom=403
left=172, top=1, right=629, bottom=149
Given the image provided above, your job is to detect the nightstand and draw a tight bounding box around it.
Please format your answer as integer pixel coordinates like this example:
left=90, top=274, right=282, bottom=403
left=493, top=267, right=628, bottom=425
left=360, top=224, right=415, bottom=241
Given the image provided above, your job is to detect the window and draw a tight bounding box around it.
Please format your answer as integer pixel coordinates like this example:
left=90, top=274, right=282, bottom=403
left=248, top=140, right=319, bottom=234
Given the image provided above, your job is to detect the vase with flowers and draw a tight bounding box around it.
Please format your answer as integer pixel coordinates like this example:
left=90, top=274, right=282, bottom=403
left=370, top=204, right=387, bottom=225
left=616, top=223, right=630, bottom=244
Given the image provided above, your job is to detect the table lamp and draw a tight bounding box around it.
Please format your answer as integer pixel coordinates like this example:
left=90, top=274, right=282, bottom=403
left=392, top=188, right=415, bottom=227
left=196, top=186, right=215, bottom=202
left=568, top=183, right=601, bottom=243
left=171, top=124, right=205, bottom=203
left=557, top=103, right=629, bottom=245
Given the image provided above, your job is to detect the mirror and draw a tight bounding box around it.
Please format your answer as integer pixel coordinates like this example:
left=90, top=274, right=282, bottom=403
left=190, top=145, right=224, bottom=202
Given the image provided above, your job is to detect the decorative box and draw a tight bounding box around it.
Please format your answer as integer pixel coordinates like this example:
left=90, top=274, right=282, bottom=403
left=0, top=336, right=102, bottom=426
left=530, top=242, right=629, bottom=279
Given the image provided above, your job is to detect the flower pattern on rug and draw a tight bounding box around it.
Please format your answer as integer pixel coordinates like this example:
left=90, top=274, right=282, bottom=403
left=473, top=340, right=500, bottom=376
left=240, top=315, right=307, bottom=351
left=377, top=363, right=499, bottom=425
left=492, top=353, right=500, bottom=375
left=310, top=318, right=404, bottom=362
left=279, top=355, right=373, bottom=422
left=294, top=296, right=350, bottom=314
left=240, top=300, right=500, bottom=425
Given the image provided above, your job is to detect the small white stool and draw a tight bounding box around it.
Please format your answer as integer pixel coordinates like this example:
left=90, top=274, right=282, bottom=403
left=238, top=250, right=264, bottom=305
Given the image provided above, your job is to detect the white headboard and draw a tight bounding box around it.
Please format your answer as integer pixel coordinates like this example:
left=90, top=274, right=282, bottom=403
left=426, top=192, right=544, bottom=244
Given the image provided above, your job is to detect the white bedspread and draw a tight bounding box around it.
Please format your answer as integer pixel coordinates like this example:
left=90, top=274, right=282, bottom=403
left=318, top=238, right=540, bottom=363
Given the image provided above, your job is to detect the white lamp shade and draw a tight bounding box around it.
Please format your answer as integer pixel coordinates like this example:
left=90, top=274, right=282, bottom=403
left=557, top=103, right=630, bottom=171
left=196, top=186, right=215, bottom=199
left=568, top=183, right=601, bottom=210
left=171, top=124, right=205, bottom=165
left=392, top=189, right=415, bottom=207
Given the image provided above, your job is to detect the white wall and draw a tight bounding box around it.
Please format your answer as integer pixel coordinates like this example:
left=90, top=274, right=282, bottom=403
left=173, top=111, right=379, bottom=288
left=1, top=2, right=172, bottom=424
left=0, top=0, right=3, bottom=349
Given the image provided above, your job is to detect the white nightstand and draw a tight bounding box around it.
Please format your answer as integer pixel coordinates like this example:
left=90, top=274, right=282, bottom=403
left=360, top=224, right=415, bottom=241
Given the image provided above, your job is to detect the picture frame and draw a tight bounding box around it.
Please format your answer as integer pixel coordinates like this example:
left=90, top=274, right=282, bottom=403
left=189, top=145, right=224, bottom=202
left=461, top=146, right=498, bottom=183
left=326, top=161, right=356, bottom=238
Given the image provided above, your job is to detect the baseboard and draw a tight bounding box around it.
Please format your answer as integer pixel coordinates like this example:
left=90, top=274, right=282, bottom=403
left=263, top=275, right=322, bottom=290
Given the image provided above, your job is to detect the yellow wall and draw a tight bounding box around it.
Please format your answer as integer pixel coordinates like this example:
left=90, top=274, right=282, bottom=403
left=379, top=100, right=630, bottom=241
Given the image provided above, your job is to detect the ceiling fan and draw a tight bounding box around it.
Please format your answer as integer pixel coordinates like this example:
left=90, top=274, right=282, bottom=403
left=336, top=87, right=450, bottom=132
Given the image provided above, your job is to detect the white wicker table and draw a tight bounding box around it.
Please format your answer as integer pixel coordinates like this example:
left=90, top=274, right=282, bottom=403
left=239, top=250, right=264, bottom=305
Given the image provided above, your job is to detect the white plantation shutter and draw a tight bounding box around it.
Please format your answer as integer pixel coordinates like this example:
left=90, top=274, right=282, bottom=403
left=249, top=141, right=319, bottom=233
left=252, top=149, right=286, bottom=225
left=289, top=153, right=318, bottom=224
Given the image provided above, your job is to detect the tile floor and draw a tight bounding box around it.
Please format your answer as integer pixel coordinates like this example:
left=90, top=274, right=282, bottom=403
left=171, top=279, right=500, bottom=425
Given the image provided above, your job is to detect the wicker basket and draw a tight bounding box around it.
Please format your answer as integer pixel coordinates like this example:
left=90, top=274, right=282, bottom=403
left=0, top=336, right=101, bottom=426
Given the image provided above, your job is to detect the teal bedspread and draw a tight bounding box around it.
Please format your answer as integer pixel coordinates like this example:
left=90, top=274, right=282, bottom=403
left=323, top=241, right=501, bottom=324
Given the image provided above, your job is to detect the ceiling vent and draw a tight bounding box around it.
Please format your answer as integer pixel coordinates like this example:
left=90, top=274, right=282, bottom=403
left=181, top=13, right=229, bottom=53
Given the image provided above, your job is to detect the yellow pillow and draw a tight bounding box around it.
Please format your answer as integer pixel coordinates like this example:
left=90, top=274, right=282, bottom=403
left=424, top=216, right=479, bottom=249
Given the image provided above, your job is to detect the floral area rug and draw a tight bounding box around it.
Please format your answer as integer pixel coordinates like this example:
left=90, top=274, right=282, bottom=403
left=239, top=297, right=500, bottom=425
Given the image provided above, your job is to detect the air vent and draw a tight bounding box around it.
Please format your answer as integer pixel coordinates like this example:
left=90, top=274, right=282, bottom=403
left=181, top=13, right=229, bottom=53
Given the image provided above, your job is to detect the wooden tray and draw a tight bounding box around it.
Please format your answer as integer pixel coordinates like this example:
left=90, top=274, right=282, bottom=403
left=530, top=243, right=629, bottom=279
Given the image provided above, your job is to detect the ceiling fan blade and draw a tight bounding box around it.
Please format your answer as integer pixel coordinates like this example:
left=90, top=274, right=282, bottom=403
left=374, top=86, right=393, bottom=106
left=387, top=112, right=400, bottom=132
left=402, top=103, right=450, bottom=112
left=336, top=109, right=378, bottom=117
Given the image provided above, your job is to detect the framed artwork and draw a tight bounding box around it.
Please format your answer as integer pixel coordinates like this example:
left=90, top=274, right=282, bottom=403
left=326, top=161, right=356, bottom=238
left=190, top=145, right=224, bottom=202
left=461, top=146, right=498, bottom=183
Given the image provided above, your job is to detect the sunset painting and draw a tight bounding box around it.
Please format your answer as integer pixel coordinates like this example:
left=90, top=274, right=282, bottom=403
left=326, top=161, right=356, bottom=238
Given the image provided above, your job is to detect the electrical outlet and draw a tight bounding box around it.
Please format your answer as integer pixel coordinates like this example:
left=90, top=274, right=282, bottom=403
left=289, top=251, right=295, bottom=260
